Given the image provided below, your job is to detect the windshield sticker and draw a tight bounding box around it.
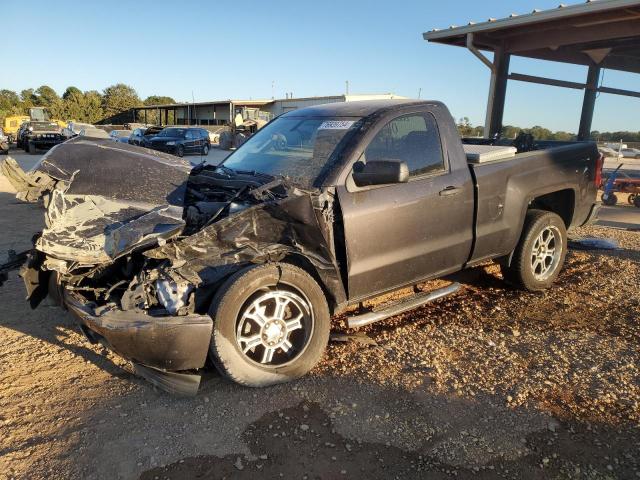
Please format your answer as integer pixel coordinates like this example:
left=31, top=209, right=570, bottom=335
left=318, top=120, right=355, bottom=130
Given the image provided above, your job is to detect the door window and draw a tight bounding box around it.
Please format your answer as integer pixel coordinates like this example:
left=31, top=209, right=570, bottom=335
left=364, top=113, right=444, bottom=177
left=185, top=130, right=195, bottom=139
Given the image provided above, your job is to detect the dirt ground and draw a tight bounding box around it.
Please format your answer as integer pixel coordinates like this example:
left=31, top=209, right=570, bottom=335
left=1, top=152, right=639, bottom=480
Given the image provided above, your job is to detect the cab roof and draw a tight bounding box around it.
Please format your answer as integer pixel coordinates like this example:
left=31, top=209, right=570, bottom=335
left=280, top=99, right=441, bottom=118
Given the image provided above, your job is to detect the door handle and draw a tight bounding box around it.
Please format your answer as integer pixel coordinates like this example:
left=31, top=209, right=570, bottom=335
left=439, top=186, right=461, bottom=197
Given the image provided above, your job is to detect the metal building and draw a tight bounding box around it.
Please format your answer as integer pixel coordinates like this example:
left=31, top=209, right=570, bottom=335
left=124, top=94, right=405, bottom=127
left=423, top=0, right=640, bottom=140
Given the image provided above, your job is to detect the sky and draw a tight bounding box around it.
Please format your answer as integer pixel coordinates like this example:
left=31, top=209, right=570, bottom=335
left=2, top=0, right=638, bottom=133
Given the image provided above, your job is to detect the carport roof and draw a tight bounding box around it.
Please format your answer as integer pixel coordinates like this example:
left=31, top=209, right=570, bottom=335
left=134, top=99, right=272, bottom=110
left=423, top=0, right=640, bottom=74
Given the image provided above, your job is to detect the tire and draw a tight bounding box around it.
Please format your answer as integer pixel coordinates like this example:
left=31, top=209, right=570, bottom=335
left=28, top=141, right=37, bottom=155
left=202, top=143, right=209, bottom=156
left=601, top=192, right=618, bottom=206
left=634, top=195, right=640, bottom=209
left=175, top=145, right=185, bottom=157
left=501, top=209, right=568, bottom=291
left=208, top=263, right=330, bottom=387
left=628, top=194, right=637, bottom=205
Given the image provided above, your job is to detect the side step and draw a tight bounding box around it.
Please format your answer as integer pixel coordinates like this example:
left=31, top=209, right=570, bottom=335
left=347, top=283, right=461, bottom=329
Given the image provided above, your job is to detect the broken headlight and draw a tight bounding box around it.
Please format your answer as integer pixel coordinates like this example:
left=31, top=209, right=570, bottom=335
left=155, top=278, right=193, bottom=315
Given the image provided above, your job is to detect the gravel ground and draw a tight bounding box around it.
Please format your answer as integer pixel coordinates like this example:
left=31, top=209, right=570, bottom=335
left=0, top=154, right=639, bottom=479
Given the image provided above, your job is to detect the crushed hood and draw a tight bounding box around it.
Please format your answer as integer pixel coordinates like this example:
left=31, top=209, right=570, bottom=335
left=1, top=138, right=192, bottom=270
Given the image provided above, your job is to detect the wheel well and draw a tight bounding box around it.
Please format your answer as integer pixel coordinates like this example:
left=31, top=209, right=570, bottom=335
left=281, top=254, right=343, bottom=315
left=529, top=189, right=575, bottom=227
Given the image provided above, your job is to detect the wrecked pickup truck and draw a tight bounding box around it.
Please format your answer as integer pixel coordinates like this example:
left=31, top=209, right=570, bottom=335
left=1, top=100, right=602, bottom=394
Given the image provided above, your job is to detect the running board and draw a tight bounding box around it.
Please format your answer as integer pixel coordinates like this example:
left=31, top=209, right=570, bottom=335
left=347, top=283, right=461, bottom=329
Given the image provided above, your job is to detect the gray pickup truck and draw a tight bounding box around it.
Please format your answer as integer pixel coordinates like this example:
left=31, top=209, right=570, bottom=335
left=1, top=100, right=602, bottom=394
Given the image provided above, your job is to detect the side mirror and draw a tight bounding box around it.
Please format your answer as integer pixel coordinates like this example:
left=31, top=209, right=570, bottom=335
left=352, top=160, right=409, bottom=187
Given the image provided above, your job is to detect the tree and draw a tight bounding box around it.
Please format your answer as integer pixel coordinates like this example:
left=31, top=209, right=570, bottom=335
left=20, top=89, right=36, bottom=109
left=0, top=90, right=20, bottom=111
left=62, top=86, right=83, bottom=101
left=83, top=91, right=104, bottom=124
left=102, top=84, right=142, bottom=118
left=144, top=95, right=176, bottom=106
left=34, top=85, right=63, bottom=117
left=0, top=89, right=22, bottom=124
left=457, top=117, right=475, bottom=137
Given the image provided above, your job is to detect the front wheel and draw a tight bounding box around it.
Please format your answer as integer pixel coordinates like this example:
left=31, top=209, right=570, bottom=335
left=208, top=263, right=330, bottom=387
left=202, top=143, right=209, bottom=156
left=501, top=210, right=567, bottom=291
left=175, top=144, right=185, bottom=157
left=601, top=192, right=618, bottom=206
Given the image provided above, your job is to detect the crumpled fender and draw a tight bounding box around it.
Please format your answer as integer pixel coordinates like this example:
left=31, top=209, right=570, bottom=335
left=146, top=192, right=347, bottom=309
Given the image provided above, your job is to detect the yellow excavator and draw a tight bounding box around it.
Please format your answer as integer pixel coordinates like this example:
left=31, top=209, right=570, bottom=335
left=2, top=115, right=30, bottom=143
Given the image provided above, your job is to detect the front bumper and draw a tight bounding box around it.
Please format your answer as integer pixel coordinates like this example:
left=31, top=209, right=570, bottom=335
left=148, top=143, right=176, bottom=153
left=31, top=138, right=64, bottom=149
left=64, top=291, right=213, bottom=372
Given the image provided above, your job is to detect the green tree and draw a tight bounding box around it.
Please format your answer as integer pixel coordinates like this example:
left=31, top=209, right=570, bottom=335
left=20, top=89, right=37, bottom=109
left=83, top=90, right=104, bottom=123
left=457, top=117, right=475, bottom=137
left=144, top=95, right=176, bottom=106
left=0, top=90, right=20, bottom=111
left=33, top=85, right=63, bottom=118
left=102, top=84, right=142, bottom=118
left=62, top=86, right=83, bottom=100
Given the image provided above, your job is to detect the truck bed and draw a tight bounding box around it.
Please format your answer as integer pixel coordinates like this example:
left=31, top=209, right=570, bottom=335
left=464, top=141, right=600, bottom=265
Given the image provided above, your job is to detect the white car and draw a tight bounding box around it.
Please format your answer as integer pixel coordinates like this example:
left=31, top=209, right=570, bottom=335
left=598, top=146, right=622, bottom=158
left=620, top=148, right=640, bottom=159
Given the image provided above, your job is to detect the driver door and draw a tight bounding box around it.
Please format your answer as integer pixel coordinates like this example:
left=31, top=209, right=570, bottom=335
left=336, top=110, right=474, bottom=301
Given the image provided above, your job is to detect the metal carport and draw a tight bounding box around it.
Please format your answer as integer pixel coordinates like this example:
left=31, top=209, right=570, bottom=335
left=423, top=0, right=640, bottom=140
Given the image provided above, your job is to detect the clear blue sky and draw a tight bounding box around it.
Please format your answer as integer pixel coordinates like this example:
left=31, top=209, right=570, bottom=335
left=3, top=0, right=638, bottom=132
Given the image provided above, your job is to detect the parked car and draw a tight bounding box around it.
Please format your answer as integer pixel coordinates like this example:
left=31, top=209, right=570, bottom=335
left=128, top=127, right=148, bottom=146
left=79, top=127, right=110, bottom=139
left=109, top=130, right=131, bottom=143
left=620, top=148, right=640, bottom=159
left=0, top=128, right=9, bottom=154
left=598, top=146, right=622, bottom=158
left=146, top=127, right=211, bottom=157
left=1, top=100, right=601, bottom=394
left=18, top=121, right=66, bottom=154
left=15, top=122, right=29, bottom=149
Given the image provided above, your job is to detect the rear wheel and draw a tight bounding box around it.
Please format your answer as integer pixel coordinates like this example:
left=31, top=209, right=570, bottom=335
left=601, top=192, right=618, bottom=206
left=501, top=210, right=567, bottom=291
left=208, top=263, right=330, bottom=387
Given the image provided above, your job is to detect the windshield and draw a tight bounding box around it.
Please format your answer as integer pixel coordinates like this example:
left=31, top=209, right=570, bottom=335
left=158, top=128, right=186, bottom=138
left=222, top=116, right=361, bottom=187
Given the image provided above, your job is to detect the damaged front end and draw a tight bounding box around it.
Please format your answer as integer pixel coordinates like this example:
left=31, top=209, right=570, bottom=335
left=1, top=138, right=344, bottom=394
left=1, top=139, right=211, bottom=394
